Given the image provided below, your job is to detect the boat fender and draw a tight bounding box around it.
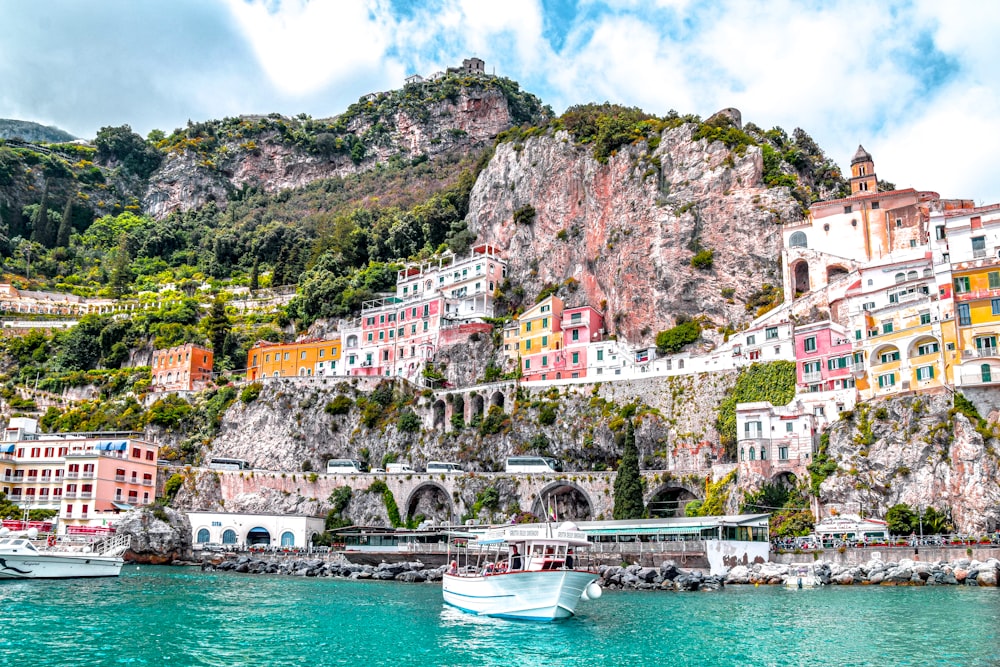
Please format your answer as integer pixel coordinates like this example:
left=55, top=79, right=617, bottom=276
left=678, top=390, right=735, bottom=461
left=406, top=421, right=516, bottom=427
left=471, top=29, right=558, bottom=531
left=586, top=582, right=602, bottom=600
left=46, top=535, right=56, bottom=547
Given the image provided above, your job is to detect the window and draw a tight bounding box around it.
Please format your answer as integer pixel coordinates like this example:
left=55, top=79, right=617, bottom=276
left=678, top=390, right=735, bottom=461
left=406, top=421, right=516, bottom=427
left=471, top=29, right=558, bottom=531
left=916, top=365, right=935, bottom=381
left=879, top=350, right=900, bottom=363
left=827, top=356, right=848, bottom=370
left=894, top=272, right=906, bottom=284
left=542, top=317, right=548, bottom=328
left=524, top=359, right=530, bottom=370
left=855, top=329, right=862, bottom=340
left=972, top=236, right=986, bottom=257
left=878, top=373, right=896, bottom=388
left=862, top=302, right=876, bottom=311
left=958, top=303, right=971, bottom=326
left=788, top=231, right=808, bottom=248
left=920, top=312, right=931, bottom=325
left=935, top=226, right=946, bottom=240
left=976, top=336, right=997, bottom=353
left=895, top=218, right=903, bottom=228
left=597, top=350, right=604, bottom=361
left=222, top=529, right=237, bottom=545
left=541, top=356, right=548, bottom=367
left=992, top=298, right=1000, bottom=316
left=765, top=327, right=778, bottom=340
left=990, top=272, right=1000, bottom=290
left=916, top=342, right=939, bottom=356
left=786, top=422, right=794, bottom=433
left=541, top=336, right=548, bottom=347
left=572, top=352, right=579, bottom=364
left=197, top=529, right=210, bottom=543
left=283, top=352, right=290, bottom=361
left=744, top=421, right=762, bottom=438
left=954, top=276, right=970, bottom=293
left=746, top=335, right=756, bottom=345
left=909, top=240, right=917, bottom=248
left=981, top=364, right=992, bottom=383
left=844, top=205, right=852, bottom=214
left=571, top=329, right=579, bottom=342
left=525, top=321, right=532, bottom=332
left=804, top=336, right=817, bottom=352
left=524, top=340, right=531, bottom=351
left=882, top=322, right=893, bottom=334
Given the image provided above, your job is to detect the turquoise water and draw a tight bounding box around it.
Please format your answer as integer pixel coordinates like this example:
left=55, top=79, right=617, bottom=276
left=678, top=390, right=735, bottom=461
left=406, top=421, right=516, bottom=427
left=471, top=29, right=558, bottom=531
left=1, top=567, right=998, bottom=667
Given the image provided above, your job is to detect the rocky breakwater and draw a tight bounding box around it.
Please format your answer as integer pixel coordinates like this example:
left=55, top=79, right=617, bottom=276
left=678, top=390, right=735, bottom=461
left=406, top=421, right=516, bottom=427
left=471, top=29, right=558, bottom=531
left=597, top=561, right=724, bottom=592
left=724, top=557, right=1000, bottom=587
left=203, top=555, right=446, bottom=582
left=116, top=506, right=193, bottom=564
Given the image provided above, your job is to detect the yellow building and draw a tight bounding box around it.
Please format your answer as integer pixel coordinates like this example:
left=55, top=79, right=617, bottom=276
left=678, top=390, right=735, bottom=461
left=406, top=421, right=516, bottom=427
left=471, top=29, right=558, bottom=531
left=246, top=338, right=342, bottom=380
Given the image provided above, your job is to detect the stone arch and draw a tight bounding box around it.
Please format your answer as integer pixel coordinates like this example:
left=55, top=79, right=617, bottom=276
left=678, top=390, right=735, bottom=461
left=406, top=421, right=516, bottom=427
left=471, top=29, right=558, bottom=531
left=646, top=484, right=700, bottom=517
left=872, top=343, right=901, bottom=366
left=470, top=392, right=485, bottom=423
left=452, top=394, right=466, bottom=426
left=788, top=231, right=808, bottom=248
left=530, top=481, right=593, bottom=521
left=404, top=481, right=455, bottom=524
left=826, top=265, right=850, bottom=282
left=907, top=335, right=940, bottom=359
left=246, top=527, right=271, bottom=546
left=490, top=390, right=505, bottom=411
left=792, top=260, right=810, bottom=295
left=432, top=400, right=446, bottom=430
left=772, top=471, right=798, bottom=489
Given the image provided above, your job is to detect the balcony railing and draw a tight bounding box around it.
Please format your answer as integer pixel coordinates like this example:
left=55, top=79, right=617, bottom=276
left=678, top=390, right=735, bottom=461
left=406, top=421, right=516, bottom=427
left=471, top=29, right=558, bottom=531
left=142, top=480, right=154, bottom=486
left=802, top=371, right=823, bottom=383
left=957, top=372, right=998, bottom=387
left=955, top=286, right=1000, bottom=302
left=963, top=347, right=999, bottom=359
left=64, top=491, right=76, bottom=498
left=115, top=475, right=125, bottom=482
left=65, top=472, right=79, bottom=478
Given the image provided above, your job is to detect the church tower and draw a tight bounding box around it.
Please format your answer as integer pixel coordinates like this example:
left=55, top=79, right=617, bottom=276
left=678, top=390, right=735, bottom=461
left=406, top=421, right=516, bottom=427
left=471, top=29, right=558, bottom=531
left=850, top=144, right=877, bottom=195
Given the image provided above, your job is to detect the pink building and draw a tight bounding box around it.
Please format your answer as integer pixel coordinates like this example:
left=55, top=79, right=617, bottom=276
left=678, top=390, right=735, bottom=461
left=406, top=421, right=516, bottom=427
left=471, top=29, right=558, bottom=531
left=0, top=419, right=159, bottom=534
left=560, top=306, right=605, bottom=379
left=794, top=321, right=856, bottom=392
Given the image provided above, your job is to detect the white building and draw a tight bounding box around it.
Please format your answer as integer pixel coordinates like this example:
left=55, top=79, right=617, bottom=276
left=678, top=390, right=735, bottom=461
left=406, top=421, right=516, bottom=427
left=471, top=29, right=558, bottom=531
left=188, top=511, right=326, bottom=548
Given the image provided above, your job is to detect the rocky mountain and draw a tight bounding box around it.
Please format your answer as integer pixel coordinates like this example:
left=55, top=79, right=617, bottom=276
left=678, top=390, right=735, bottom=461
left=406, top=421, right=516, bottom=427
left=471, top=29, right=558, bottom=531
left=143, top=75, right=547, bottom=218
left=467, top=119, right=801, bottom=345
left=0, top=119, right=76, bottom=143
left=816, top=393, right=1000, bottom=533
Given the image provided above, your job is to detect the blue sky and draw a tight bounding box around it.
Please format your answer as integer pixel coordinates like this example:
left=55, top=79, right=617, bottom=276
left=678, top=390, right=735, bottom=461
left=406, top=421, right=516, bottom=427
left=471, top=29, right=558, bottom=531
left=1, top=0, right=998, bottom=203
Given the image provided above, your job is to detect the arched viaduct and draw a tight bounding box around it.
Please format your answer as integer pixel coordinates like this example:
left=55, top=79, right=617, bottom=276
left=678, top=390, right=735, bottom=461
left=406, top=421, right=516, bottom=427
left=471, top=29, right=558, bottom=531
left=210, top=469, right=706, bottom=525
left=424, top=381, right=519, bottom=431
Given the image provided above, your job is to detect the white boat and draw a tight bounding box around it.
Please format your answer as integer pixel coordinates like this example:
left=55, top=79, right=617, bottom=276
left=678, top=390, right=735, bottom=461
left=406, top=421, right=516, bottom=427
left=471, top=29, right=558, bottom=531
left=442, top=521, right=602, bottom=621
left=0, top=533, right=131, bottom=579
left=785, top=565, right=820, bottom=589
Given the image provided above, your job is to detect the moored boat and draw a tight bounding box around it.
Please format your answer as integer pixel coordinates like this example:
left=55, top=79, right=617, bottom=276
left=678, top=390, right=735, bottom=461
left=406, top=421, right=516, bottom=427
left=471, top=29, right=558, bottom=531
left=442, top=521, right=602, bottom=621
left=0, top=532, right=131, bottom=579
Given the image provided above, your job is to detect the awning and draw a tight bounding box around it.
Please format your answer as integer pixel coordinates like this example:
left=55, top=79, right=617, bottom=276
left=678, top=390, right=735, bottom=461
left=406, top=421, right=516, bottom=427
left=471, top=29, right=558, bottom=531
left=111, top=501, right=134, bottom=510
left=113, top=441, right=127, bottom=451
left=583, top=526, right=707, bottom=535
left=0, top=444, right=15, bottom=453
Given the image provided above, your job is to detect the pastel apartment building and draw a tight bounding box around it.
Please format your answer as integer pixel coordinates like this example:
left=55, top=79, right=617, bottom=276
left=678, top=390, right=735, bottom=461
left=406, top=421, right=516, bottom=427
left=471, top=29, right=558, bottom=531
left=793, top=321, right=855, bottom=393
left=0, top=418, right=159, bottom=534
left=736, top=401, right=818, bottom=480
left=151, top=343, right=214, bottom=392
left=246, top=338, right=342, bottom=380
left=931, top=203, right=1000, bottom=388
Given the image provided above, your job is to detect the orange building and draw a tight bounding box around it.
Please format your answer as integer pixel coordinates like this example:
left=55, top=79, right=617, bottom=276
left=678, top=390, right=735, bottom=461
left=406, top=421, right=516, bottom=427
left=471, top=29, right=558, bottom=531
left=151, top=343, right=214, bottom=392
left=246, top=338, right=342, bottom=380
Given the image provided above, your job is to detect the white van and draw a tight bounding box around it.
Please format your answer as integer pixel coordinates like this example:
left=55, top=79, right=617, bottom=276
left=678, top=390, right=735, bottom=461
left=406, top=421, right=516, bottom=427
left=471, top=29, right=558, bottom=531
left=327, top=459, right=364, bottom=474
left=386, top=463, right=417, bottom=474
left=426, top=461, right=462, bottom=474
left=504, top=456, right=562, bottom=473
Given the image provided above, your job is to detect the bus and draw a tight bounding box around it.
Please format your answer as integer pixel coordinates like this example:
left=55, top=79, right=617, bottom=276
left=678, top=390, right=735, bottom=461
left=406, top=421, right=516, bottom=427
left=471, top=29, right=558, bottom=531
left=504, top=456, right=561, bottom=473
left=327, top=459, right=364, bottom=474
left=209, top=458, right=250, bottom=471
left=426, top=461, right=463, bottom=474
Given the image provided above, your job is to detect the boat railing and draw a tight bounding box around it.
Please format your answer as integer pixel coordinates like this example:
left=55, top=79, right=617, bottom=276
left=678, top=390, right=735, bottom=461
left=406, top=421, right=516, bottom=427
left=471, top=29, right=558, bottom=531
left=94, top=532, right=131, bottom=557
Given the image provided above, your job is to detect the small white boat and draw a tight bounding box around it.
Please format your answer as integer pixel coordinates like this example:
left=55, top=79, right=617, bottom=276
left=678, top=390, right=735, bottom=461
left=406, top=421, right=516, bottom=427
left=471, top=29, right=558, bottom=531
left=785, top=565, right=819, bottom=589
left=442, top=521, right=602, bottom=621
left=0, top=533, right=131, bottom=579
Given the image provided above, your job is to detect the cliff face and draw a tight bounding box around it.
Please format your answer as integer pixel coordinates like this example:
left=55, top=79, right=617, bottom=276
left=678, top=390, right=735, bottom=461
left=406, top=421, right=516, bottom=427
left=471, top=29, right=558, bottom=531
left=143, top=85, right=527, bottom=219
left=819, top=394, right=1000, bottom=533
left=466, top=124, right=801, bottom=345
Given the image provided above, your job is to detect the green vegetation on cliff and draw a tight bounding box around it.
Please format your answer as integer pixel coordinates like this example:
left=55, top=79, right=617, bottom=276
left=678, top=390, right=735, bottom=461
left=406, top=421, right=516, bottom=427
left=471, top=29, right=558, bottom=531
left=715, top=361, right=797, bottom=459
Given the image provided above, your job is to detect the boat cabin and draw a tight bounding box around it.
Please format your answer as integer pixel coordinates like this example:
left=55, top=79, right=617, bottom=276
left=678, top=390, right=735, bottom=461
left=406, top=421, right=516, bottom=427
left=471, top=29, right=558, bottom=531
left=449, top=522, right=592, bottom=576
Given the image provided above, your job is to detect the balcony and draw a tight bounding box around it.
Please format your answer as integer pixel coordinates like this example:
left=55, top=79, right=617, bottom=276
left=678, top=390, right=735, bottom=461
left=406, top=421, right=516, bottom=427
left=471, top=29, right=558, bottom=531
left=957, top=372, right=999, bottom=387
left=115, top=474, right=125, bottom=482
left=65, top=472, right=79, bottom=479
left=80, top=472, right=95, bottom=478
left=78, top=492, right=93, bottom=499
left=64, top=491, right=77, bottom=499
left=802, top=371, right=823, bottom=383
left=963, top=348, right=999, bottom=359
left=142, top=479, right=154, bottom=486
left=955, top=286, right=1000, bottom=302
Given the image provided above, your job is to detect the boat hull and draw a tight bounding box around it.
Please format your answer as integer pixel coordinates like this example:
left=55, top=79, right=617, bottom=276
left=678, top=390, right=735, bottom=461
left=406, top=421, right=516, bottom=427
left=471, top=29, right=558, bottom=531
left=0, top=553, right=124, bottom=579
left=442, top=570, right=597, bottom=621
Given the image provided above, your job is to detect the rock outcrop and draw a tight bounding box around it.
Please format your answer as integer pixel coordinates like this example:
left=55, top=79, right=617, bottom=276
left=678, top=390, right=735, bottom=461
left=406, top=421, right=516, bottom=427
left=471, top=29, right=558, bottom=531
left=817, top=394, right=1000, bottom=533
left=466, top=123, right=801, bottom=345
left=116, top=506, right=193, bottom=564
left=726, top=557, right=1000, bottom=587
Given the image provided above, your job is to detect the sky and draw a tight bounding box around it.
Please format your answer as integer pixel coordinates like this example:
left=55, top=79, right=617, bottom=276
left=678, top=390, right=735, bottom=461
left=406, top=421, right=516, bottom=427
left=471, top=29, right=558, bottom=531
left=1, top=0, right=998, bottom=203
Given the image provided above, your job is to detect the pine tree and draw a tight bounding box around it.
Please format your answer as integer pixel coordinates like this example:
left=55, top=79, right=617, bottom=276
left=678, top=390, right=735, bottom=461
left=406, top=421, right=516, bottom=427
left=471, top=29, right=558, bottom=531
left=110, top=234, right=133, bottom=297
left=249, top=255, right=260, bottom=292
left=30, top=186, right=50, bottom=247
left=205, top=296, right=231, bottom=371
left=613, top=419, right=645, bottom=520
left=272, top=245, right=289, bottom=287
left=57, top=198, right=74, bottom=247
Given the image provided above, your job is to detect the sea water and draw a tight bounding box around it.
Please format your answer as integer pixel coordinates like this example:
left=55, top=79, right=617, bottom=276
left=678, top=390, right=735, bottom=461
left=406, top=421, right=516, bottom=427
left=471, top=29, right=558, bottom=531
left=0, top=567, right=998, bottom=667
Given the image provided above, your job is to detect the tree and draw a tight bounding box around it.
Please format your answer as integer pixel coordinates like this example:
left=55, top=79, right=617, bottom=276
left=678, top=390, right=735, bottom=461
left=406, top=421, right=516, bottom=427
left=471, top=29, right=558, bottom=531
left=613, top=419, right=645, bottom=519
left=655, top=318, right=701, bottom=355
left=205, top=296, right=231, bottom=370
left=57, top=198, right=73, bottom=247
left=249, top=255, right=260, bottom=292
left=109, top=234, right=133, bottom=297
left=885, top=503, right=916, bottom=535
left=95, top=124, right=162, bottom=179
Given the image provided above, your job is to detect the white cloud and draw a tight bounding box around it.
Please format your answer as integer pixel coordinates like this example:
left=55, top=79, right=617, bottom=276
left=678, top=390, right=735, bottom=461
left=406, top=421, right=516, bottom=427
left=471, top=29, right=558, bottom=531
left=224, top=0, right=395, bottom=96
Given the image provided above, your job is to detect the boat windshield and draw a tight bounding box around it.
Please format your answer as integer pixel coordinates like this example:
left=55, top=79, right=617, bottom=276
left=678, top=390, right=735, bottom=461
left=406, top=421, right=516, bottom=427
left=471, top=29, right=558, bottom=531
left=0, top=538, right=38, bottom=552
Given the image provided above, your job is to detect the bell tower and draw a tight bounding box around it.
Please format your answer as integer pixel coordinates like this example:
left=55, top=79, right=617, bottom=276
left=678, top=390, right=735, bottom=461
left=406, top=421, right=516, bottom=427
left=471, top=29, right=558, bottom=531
left=850, top=145, right=877, bottom=195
